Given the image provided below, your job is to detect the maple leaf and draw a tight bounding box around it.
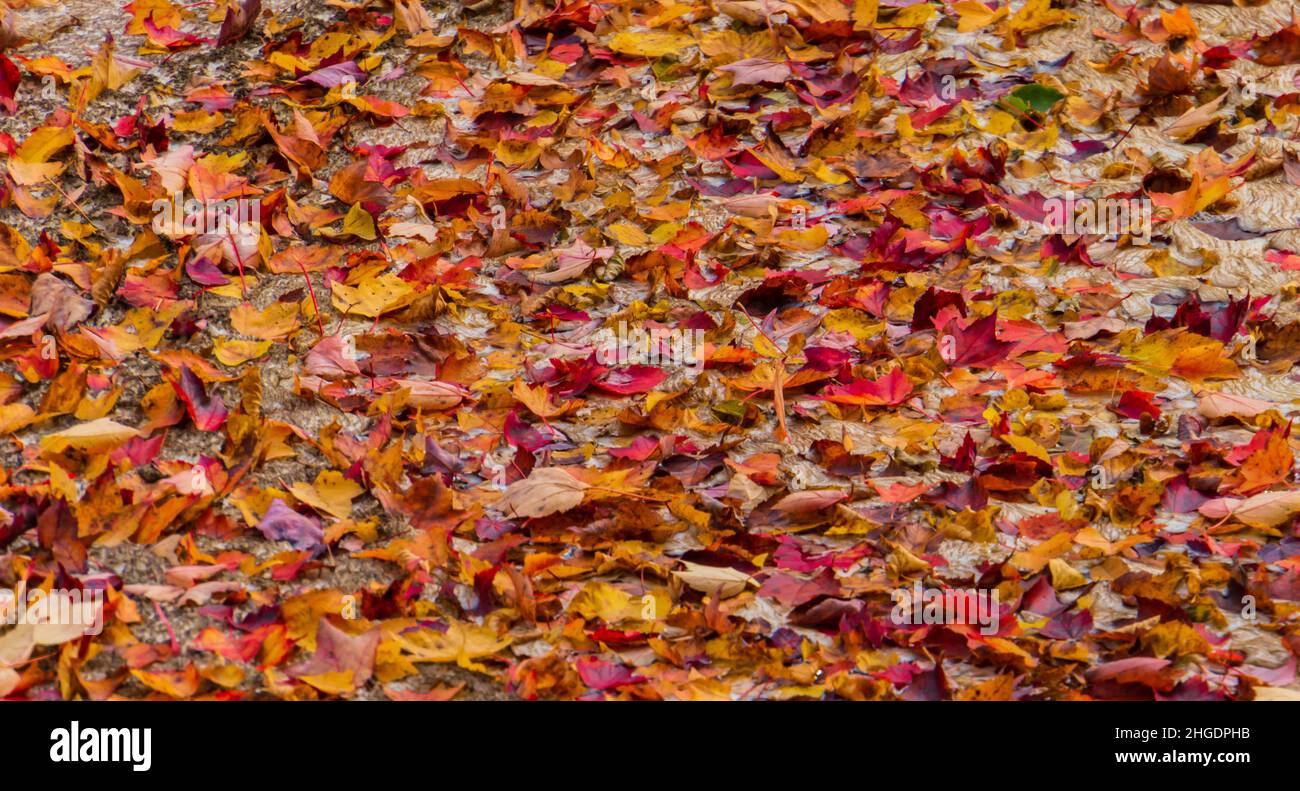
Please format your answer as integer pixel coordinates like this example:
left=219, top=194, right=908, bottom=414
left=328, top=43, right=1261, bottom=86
left=818, top=367, right=912, bottom=406
left=946, top=313, right=1013, bottom=369
left=287, top=617, right=381, bottom=694
left=758, top=569, right=842, bottom=607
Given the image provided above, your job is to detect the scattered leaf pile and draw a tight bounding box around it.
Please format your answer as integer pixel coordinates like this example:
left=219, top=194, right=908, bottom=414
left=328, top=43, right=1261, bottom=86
left=2, top=0, right=1300, bottom=700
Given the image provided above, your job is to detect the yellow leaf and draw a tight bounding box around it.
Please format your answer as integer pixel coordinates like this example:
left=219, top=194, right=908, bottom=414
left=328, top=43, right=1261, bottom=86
left=396, top=620, right=511, bottom=672
left=886, top=542, right=931, bottom=576
left=1010, top=531, right=1073, bottom=573
left=1163, top=93, right=1226, bottom=141
left=7, top=126, right=74, bottom=186
left=1004, top=433, right=1051, bottom=464
left=852, top=0, right=878, bottom=30
left=130, top=665, right=200, bottom=698
left=330, top=274, right=416, bottom=319
left=607, top=30, right=694, bottom=58
left=342, top=203, right=377, bottom=240
left=1142, top=621, right=1210, bottom=659
left=569, top=581, right=637, bottom=622
left=823, top=309, right=882, bottom=342
left=231, top=301, right=300, bottom=341
left=1008, top=0, right=1075, bottom=36
left=299, top=670, right=357, bottom=695
left=213, top=338, right=272, bottom=366
left=753, top=332, right=784, bottom=359
left=494, top=139, right=541, bottom=169
left=891, top=3, right=934, bottom=27
left=1073, top=527, right=1144, bottom=556
left=1127, top=331, right=1238, bottom=382
left=953, top=0, right=1008, bottom=32
left=808, top=159, right=850, bottom=185
left=512, top=380, right=576, bottom=418
left=773, top=224, right=828, bottom=250
left=40, top=418, right=138, bottom=455
left=0, top=403, right=36, bottom=435
left=605, top=221, right=651, bottom=247
left=1048, top=558, right=1087, bottom=590
left=172, top=110, right=225, bottom=134
left=748, top=147, right=802, bottom=183
left=89, top=36, right=140, bottom=98
left=291, top=470, right=364, bottom=520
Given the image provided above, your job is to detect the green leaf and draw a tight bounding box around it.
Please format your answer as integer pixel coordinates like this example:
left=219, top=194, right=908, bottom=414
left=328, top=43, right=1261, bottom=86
left=712, top=400, right=749, bottom=425
left=1006, top=84, right=1064, bottom=115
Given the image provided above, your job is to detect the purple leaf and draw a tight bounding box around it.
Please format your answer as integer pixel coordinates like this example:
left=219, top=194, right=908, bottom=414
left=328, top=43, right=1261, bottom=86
left=299, top=61, right=367, bottom=89
left=256, top=499, right=323, bottom=550
left=217, top=0, right=261, bottom=46
left=173, top=366, right=228, bottom=431
left=184, top=256, right=230, bottom=287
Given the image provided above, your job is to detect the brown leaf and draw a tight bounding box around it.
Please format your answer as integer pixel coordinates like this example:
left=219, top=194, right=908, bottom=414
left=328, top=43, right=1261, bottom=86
left=496, top=467, right=589, bottom=518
